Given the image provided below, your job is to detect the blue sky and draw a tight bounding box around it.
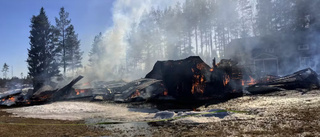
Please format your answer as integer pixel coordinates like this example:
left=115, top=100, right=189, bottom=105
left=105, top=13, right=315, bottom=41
left=0, top=0, right=115, bottom=78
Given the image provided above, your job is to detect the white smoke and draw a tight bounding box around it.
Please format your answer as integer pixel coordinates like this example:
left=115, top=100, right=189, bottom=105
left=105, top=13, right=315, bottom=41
left=83, top=0, right=183, bottom=81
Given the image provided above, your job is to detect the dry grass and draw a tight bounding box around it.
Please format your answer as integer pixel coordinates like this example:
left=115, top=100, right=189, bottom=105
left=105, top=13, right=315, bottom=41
left=0, top=111, right=111, bottom=137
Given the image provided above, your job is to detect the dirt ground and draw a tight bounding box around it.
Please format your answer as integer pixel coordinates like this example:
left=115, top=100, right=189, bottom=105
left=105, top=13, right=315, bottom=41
left=0, top=111, right=111, bottom=137
left=1, top=90, right=320, bottom=137
left=152, top=90, right=320, bottom=137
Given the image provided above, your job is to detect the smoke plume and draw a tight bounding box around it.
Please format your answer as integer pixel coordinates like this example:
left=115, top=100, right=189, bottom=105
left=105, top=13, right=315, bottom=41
left=83, top=0, right=182, bottom=81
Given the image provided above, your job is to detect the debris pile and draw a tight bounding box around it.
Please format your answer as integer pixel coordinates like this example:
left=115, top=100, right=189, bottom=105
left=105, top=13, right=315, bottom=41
left=1, top=56, right=319, bottom=108
left=247, top=68, right=320, bottom=94
left=0, top=76, right=83, bottom=106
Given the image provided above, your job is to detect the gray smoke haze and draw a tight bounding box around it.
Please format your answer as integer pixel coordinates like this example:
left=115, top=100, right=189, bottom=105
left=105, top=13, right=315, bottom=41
left=226, top=0, right=320, bottom=77
left=82, top=0, right=184, bottom=82
left=81, top=0, right=320, bottom=82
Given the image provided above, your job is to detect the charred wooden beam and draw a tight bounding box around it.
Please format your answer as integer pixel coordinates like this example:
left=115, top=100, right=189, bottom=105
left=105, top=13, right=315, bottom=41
left=113, top=78, right=165, bottom=102
left=50, top=75, right=84, bottom=101
left=247, top=68, right=320, bottom=94
left=0, top=89, right=22, bottom=100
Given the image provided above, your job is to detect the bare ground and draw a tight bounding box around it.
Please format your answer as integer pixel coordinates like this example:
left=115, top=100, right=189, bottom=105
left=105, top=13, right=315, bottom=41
left=0, top=111, right=110, bottom=137
left=152, top=90, right=320, bottom=136
left=1, top=90, right=320, bottom=137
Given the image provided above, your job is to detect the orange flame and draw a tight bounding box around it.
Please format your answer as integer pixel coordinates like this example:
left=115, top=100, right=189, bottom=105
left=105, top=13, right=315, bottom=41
left=8, top=96, right=15, bottom=102
left=247, top=76, right=256, bottom=85
left=164, top=90, right=168, bottom=96
left=75, top=89, right=86, bottom=95
left=25, top=100, right=30, bottom=104
left=131, top=90, right=141, bottom=98
left=191, top=75, right=205, bottom=94
left=223, top=74, right=230, bottom=86
left=191, top=64, right=206, bottom=94
left=242, top=80, right=245, bottom=86
left=75, top=89, right=80, bottom=95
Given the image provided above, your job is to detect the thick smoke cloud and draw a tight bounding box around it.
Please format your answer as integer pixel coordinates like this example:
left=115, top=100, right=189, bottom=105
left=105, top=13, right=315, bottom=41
left=83, top=0, right=183, bottom=81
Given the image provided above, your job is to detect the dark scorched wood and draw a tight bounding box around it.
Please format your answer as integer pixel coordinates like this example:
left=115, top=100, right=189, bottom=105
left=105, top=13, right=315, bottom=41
left=145, top=56, right=243, bottom=102
left=247, top=68, right=320, bottom=94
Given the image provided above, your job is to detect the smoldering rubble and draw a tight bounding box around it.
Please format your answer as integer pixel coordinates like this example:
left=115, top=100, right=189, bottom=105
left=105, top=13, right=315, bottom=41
left=0, top=56, right=319, bottom=108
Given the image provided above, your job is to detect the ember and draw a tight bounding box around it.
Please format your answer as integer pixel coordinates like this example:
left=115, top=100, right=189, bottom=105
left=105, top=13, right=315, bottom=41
left=223, top=74, right=230, bottom=86
left=247, top=76, right=256, bottom=86
left=164, top=90, right=168, bottom=96
left=75, top=89, right=86, bottom=95
left=8, top=96, right=15, bottom=102
left=191, top=69, right=205, bottom=94
left=131, top=90, right=141, bottom=98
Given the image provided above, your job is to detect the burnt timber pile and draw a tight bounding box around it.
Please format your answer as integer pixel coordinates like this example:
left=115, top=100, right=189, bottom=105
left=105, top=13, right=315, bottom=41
left=0, top=56, right=319, bottom=108
left=0, top=76, right=84, bottom=106
left=145, top=56, right=243, bottom=102
left=247, top=68, right=320, bottom=94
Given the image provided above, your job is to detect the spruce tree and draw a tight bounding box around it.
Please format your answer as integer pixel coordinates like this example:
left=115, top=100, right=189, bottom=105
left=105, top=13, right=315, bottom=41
left=27, top=7, right=60, bottom=88
left=65, top=25, right=83, bottom=76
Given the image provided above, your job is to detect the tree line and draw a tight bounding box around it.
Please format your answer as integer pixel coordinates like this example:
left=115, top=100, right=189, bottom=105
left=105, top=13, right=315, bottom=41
left=27, top=7, right=82, bottom=87
left=114, top=0, right=320, bottom=72
left=27, top=0, right=320, bottom=84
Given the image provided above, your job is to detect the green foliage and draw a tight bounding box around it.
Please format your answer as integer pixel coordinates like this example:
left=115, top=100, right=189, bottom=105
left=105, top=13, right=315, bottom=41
left=55, top=7, right=71, bottom=76
left=55, top=7, right=82, bottom=76
left=27, top=7, right=60, bottom=85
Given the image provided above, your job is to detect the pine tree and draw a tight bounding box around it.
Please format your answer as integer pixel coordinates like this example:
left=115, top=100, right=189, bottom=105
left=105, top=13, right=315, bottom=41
left=27, top=7, right=60, bottom=88
left=65, top=25, right=83, bottom=76
left=55, top=7, right=71, bottom=76
left=88, top=32, right=103, bottom=67
left=2, top=63, right=9, bottom=79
